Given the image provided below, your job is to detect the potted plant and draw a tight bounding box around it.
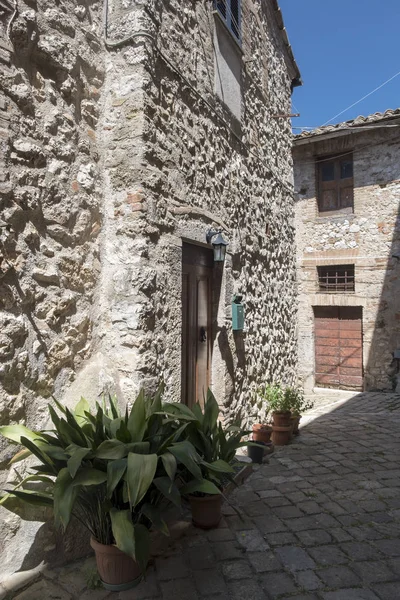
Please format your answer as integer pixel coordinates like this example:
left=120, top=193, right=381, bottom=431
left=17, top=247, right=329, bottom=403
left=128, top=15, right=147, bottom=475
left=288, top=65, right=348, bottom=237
left=288, top=386, right=314, bottom=434
left=249, top=389, right=272, bottom=443
left=164, top=390, right=249, bottom=529
left=259, top=383, right=292, bottom=446
left=0, top=389, right=198, bottom=591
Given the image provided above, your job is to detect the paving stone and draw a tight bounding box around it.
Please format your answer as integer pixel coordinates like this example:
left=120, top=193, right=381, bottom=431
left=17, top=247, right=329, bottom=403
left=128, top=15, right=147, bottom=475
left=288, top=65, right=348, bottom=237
left=187, top=543, right=216, bottom=570
left=271, top=505, right=304, bottom=518
left=227, top=578, right=266, bottom=600
left=374, top=539, right=400, bottom=556
left=211, top=541, right=243, bottom=561
left=264, top=531, right=298, bottom=546
left=352, top=560, right=398, bottom=583
left=388, top=557, right=400, bottom=575
left=259, top=571, right=298, bottom=598
left=317, top=566, right=361, bottom=588
left=119, top=567, right=159, bottom=599
left=329, top=527, right=354, bottom=543
left=289, top=596, right=319, bottom=600
left=235, top=529, right=269, bottom=552
left=160, top=578, right=198, bottom=600
left=294, top=569, right=323, bottom=591
left=193, top=569, right=226, bottom=596
left=263, top=496, right=292, bottom=507
left=206, top=527, right=235, bottom=542
left=308, top=544, right=349, bottom=567
left=14, top=580, right=72, bottom=600
left=253, top=515, right=287, bottom=533
left=340, top=541, right=381, bottom=561
left=296, top=530, right=332, bottom=549
left=372, top=583, right=400, bottom=600
left=275, top=546, right=316, bottom=572
left=225, top=515, right=254, bottom=531
left=296, top=501, right=321, bottom=515
left=322, top=590, right=380, bottom=600
left=244, top=501, right=269, bottom=516
left=256, top=489, right=282, bottom=499
left=284, top=516, right=320, bottom=532
left=155, top=554, right=189, bottom=580
left=221, top=559, right=252, bottom=580
left=247, top=550, right=283, bottom=573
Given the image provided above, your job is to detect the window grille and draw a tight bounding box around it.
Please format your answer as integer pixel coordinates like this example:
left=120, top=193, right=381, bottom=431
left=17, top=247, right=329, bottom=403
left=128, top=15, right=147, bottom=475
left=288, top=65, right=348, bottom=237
left=215, top=0, right=241, bottom=40
left=317, top=265, right=355, bottom=293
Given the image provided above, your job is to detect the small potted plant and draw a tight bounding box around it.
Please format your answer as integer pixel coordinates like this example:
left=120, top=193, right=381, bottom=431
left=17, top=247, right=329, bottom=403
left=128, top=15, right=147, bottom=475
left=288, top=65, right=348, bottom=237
left=259, top=383, right=292, bottom=446
left=164, top=390, right=249, bottom=529
left=288, top=386, right=314, bottom=434
left=0, top=389, right=199, bottom=591
left=250, top=390, right=273, bottom=443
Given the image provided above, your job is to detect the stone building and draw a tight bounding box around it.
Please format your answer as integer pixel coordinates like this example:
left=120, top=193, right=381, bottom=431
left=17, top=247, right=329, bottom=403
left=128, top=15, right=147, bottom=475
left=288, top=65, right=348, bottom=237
left=294, top=109, right=400, bottom=393
left=0, top=0, right=300, bottom=578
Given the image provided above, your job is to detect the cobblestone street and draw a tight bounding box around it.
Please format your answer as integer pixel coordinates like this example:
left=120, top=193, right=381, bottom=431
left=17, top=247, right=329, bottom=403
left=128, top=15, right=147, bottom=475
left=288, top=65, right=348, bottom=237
left=6, top=392, right=400, bottom=600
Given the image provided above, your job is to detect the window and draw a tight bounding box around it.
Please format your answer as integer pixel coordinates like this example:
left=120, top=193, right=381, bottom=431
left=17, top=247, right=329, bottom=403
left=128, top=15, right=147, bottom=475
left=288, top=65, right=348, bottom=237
left=215, top=0, right=241, bottom=40
left=317, top=155, right=354, bottom=213
left=317, top=265, right=355, bottom=293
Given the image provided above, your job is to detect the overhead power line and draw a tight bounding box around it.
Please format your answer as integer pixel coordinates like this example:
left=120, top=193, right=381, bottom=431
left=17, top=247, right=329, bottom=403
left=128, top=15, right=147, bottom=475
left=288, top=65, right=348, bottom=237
left=321, top=69, right=400, bottom=126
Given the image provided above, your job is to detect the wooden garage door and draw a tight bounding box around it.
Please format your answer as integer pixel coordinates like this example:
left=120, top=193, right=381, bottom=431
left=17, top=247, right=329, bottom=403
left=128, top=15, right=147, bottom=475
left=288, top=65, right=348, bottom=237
left=314, top=307, right=363, bottom=390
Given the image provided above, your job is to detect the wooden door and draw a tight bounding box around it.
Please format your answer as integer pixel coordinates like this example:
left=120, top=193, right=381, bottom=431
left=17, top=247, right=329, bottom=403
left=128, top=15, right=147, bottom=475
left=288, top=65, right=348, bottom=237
left=181, top=243, right=213, bottom=408
left=314, top=306, right=363, bottom=390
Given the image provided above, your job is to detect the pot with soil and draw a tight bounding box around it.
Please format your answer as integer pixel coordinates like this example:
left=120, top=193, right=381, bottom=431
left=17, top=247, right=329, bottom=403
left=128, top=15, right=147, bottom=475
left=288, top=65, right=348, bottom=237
left=271, top=425, right=292, bottom=446
left=90, top=537, right=142, bottom=592
left=272, top=411, right=292, bottom=428
left=252, top=424, right=272, bottom=443
left=247, top=440, right=266, bottom=463
left=189, top=493, right=223, bottom=529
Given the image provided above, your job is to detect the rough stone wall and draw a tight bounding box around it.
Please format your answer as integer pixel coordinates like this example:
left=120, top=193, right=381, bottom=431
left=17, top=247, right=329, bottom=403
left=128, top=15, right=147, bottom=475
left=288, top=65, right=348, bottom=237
left=0, top=0, right=104, bottom=580
left=95, top=0, right=298, bottom=422
left=294, top=129, right=400, bottom=391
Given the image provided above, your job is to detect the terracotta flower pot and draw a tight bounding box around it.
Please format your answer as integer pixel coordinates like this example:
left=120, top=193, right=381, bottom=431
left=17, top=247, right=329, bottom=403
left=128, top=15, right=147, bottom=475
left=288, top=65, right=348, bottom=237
left=272, top=411, right=292, bottom=428
left=90, top=537, right=142, bottom=591
left=252, top=424, right=272, bottom=443
left=271, top=425, right=291, bottom=446
left=189, top=494, right=223, bottom=529
left=291, top=414, right=301, bottom=435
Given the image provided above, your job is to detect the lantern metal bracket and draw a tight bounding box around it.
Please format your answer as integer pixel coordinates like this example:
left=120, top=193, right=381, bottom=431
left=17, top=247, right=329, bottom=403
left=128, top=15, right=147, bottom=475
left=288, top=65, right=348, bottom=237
left=206, top=228, right=221, bottom=244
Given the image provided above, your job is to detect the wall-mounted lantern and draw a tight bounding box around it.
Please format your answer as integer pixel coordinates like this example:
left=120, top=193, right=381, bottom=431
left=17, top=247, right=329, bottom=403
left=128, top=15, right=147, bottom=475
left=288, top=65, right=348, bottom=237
left=206, top=229, right=229, bottom=263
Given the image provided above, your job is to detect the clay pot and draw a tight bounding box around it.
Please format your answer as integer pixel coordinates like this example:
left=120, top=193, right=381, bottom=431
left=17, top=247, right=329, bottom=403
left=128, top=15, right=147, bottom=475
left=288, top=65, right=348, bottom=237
left=272, top=411, right=292, bottom=428
left=90, top=537, right=142, bottom=591
left=291, top=414, right=301, bottom=435
left=248, top=441, right=266, bottom=463
left=271, top=425, right=291, bottom=446
left=189, top=494, right=223, bottom=529
left=252, top=424, right=272, bottom=443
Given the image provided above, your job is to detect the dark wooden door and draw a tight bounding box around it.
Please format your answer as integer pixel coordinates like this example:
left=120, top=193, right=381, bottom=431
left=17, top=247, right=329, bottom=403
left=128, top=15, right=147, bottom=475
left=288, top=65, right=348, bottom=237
left=314, top=306, right=363, bottom=390
left=181, top=243, right=213, bottom=408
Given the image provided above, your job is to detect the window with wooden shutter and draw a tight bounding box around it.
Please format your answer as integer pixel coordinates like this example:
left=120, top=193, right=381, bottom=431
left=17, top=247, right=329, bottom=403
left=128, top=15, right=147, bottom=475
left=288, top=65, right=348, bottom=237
left=317, top=155, right=354, bottom=213
left=214, top=0, right=241, bottom=40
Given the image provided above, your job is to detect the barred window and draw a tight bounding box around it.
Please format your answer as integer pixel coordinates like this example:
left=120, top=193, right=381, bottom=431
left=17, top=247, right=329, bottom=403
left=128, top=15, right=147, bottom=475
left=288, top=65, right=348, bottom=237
left=317, top=265, right=355, bottom=293
left=215, top=0, right=241, bottom=40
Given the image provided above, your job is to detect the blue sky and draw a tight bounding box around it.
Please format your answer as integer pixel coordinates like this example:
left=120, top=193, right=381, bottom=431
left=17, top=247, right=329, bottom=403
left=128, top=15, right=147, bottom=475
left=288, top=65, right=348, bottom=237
left=279, top=0, right=400, bottom=131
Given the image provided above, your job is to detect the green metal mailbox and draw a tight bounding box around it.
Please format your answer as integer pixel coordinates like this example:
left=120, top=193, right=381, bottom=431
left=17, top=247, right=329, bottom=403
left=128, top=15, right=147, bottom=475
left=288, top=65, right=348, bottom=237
left=232, top=295, right=244, bottom=331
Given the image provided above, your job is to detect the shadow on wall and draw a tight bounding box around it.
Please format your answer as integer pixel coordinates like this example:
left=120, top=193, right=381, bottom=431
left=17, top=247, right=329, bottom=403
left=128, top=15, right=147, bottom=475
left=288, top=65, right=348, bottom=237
left=365, top=191, right=400, bottom=391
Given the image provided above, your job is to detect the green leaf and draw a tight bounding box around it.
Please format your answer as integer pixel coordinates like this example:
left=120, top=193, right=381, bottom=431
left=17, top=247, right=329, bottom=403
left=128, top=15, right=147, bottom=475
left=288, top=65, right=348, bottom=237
left=20, top=436, right=56, bottom=473
left=71, top=468, right=107, bottom=487
left=127, top=390, right=147, bottom=442
left=9, top=447, right=31, bottom=464
left=4, top=489, right=54, bottom=507
left=202, top=459, right=234, bottom=474
left=125, top=442, right=150, bottom=455
left=94, top=439, right=127, bottom=459
left=133, top=523, right=150, bottom=572
left=65, top=408, right=88, bottom=446
left=54, top=468, right=78, bottom=529
left=203, top=390, right=219, bottom=433
left=150, top=383, right=164, bottom=415
left=43, top=445, right=69, bottom=461
left=141, top=503, right=169, bottom=536
left=160, top=452, right=176, bottom=481
left=180, top=479, right=221, bottom=496
left=116, top=419, right=132, bottom=443
left=107, top=458, right=127, bottom=498
left=192, top=402, right=204, bottom=424
left=126, top=453, right=157, bottom=509
left=161, top=403, right=197, bottom=421
left=157, top=422, right=189, bottom=454
left=67, top=447, right=91, bottom=478
left=169, top=441, right=202, bottom=480
left=74, top=397, right=90, bottom=425
left=110, top=508, right=136, bottom=559
left=51, top=396, right=67, bottom=414
left=108, top=394, right=120, bottom=419
left=58, top=419, right=85, bottom=447
left=0, top=425, right=39, bottom=444
left=153, top=476, right=181, bottom=508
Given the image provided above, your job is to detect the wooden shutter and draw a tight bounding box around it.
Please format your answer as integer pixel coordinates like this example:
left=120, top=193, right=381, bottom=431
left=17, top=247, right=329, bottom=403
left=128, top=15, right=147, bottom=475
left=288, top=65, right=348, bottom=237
left=318, top=155, right=353, bottom=213
left=230, top=0, right=240, bottom=38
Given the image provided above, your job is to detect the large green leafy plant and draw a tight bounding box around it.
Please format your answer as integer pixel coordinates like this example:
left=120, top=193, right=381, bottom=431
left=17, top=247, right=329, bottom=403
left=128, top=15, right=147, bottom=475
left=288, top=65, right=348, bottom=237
left=285, top=386, right=314, bottom=416
left=0, top=389, right=198, bottom=572
left=164, top=390, right=249, bottom=496
left=258, top=383, right=291, bottom=414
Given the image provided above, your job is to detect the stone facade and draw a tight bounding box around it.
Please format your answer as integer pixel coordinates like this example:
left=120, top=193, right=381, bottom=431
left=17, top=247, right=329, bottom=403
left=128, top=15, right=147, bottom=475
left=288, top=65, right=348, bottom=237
left=0, top=0, right=299, bottom=579
left=293, top=112, right=400, bottom=392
